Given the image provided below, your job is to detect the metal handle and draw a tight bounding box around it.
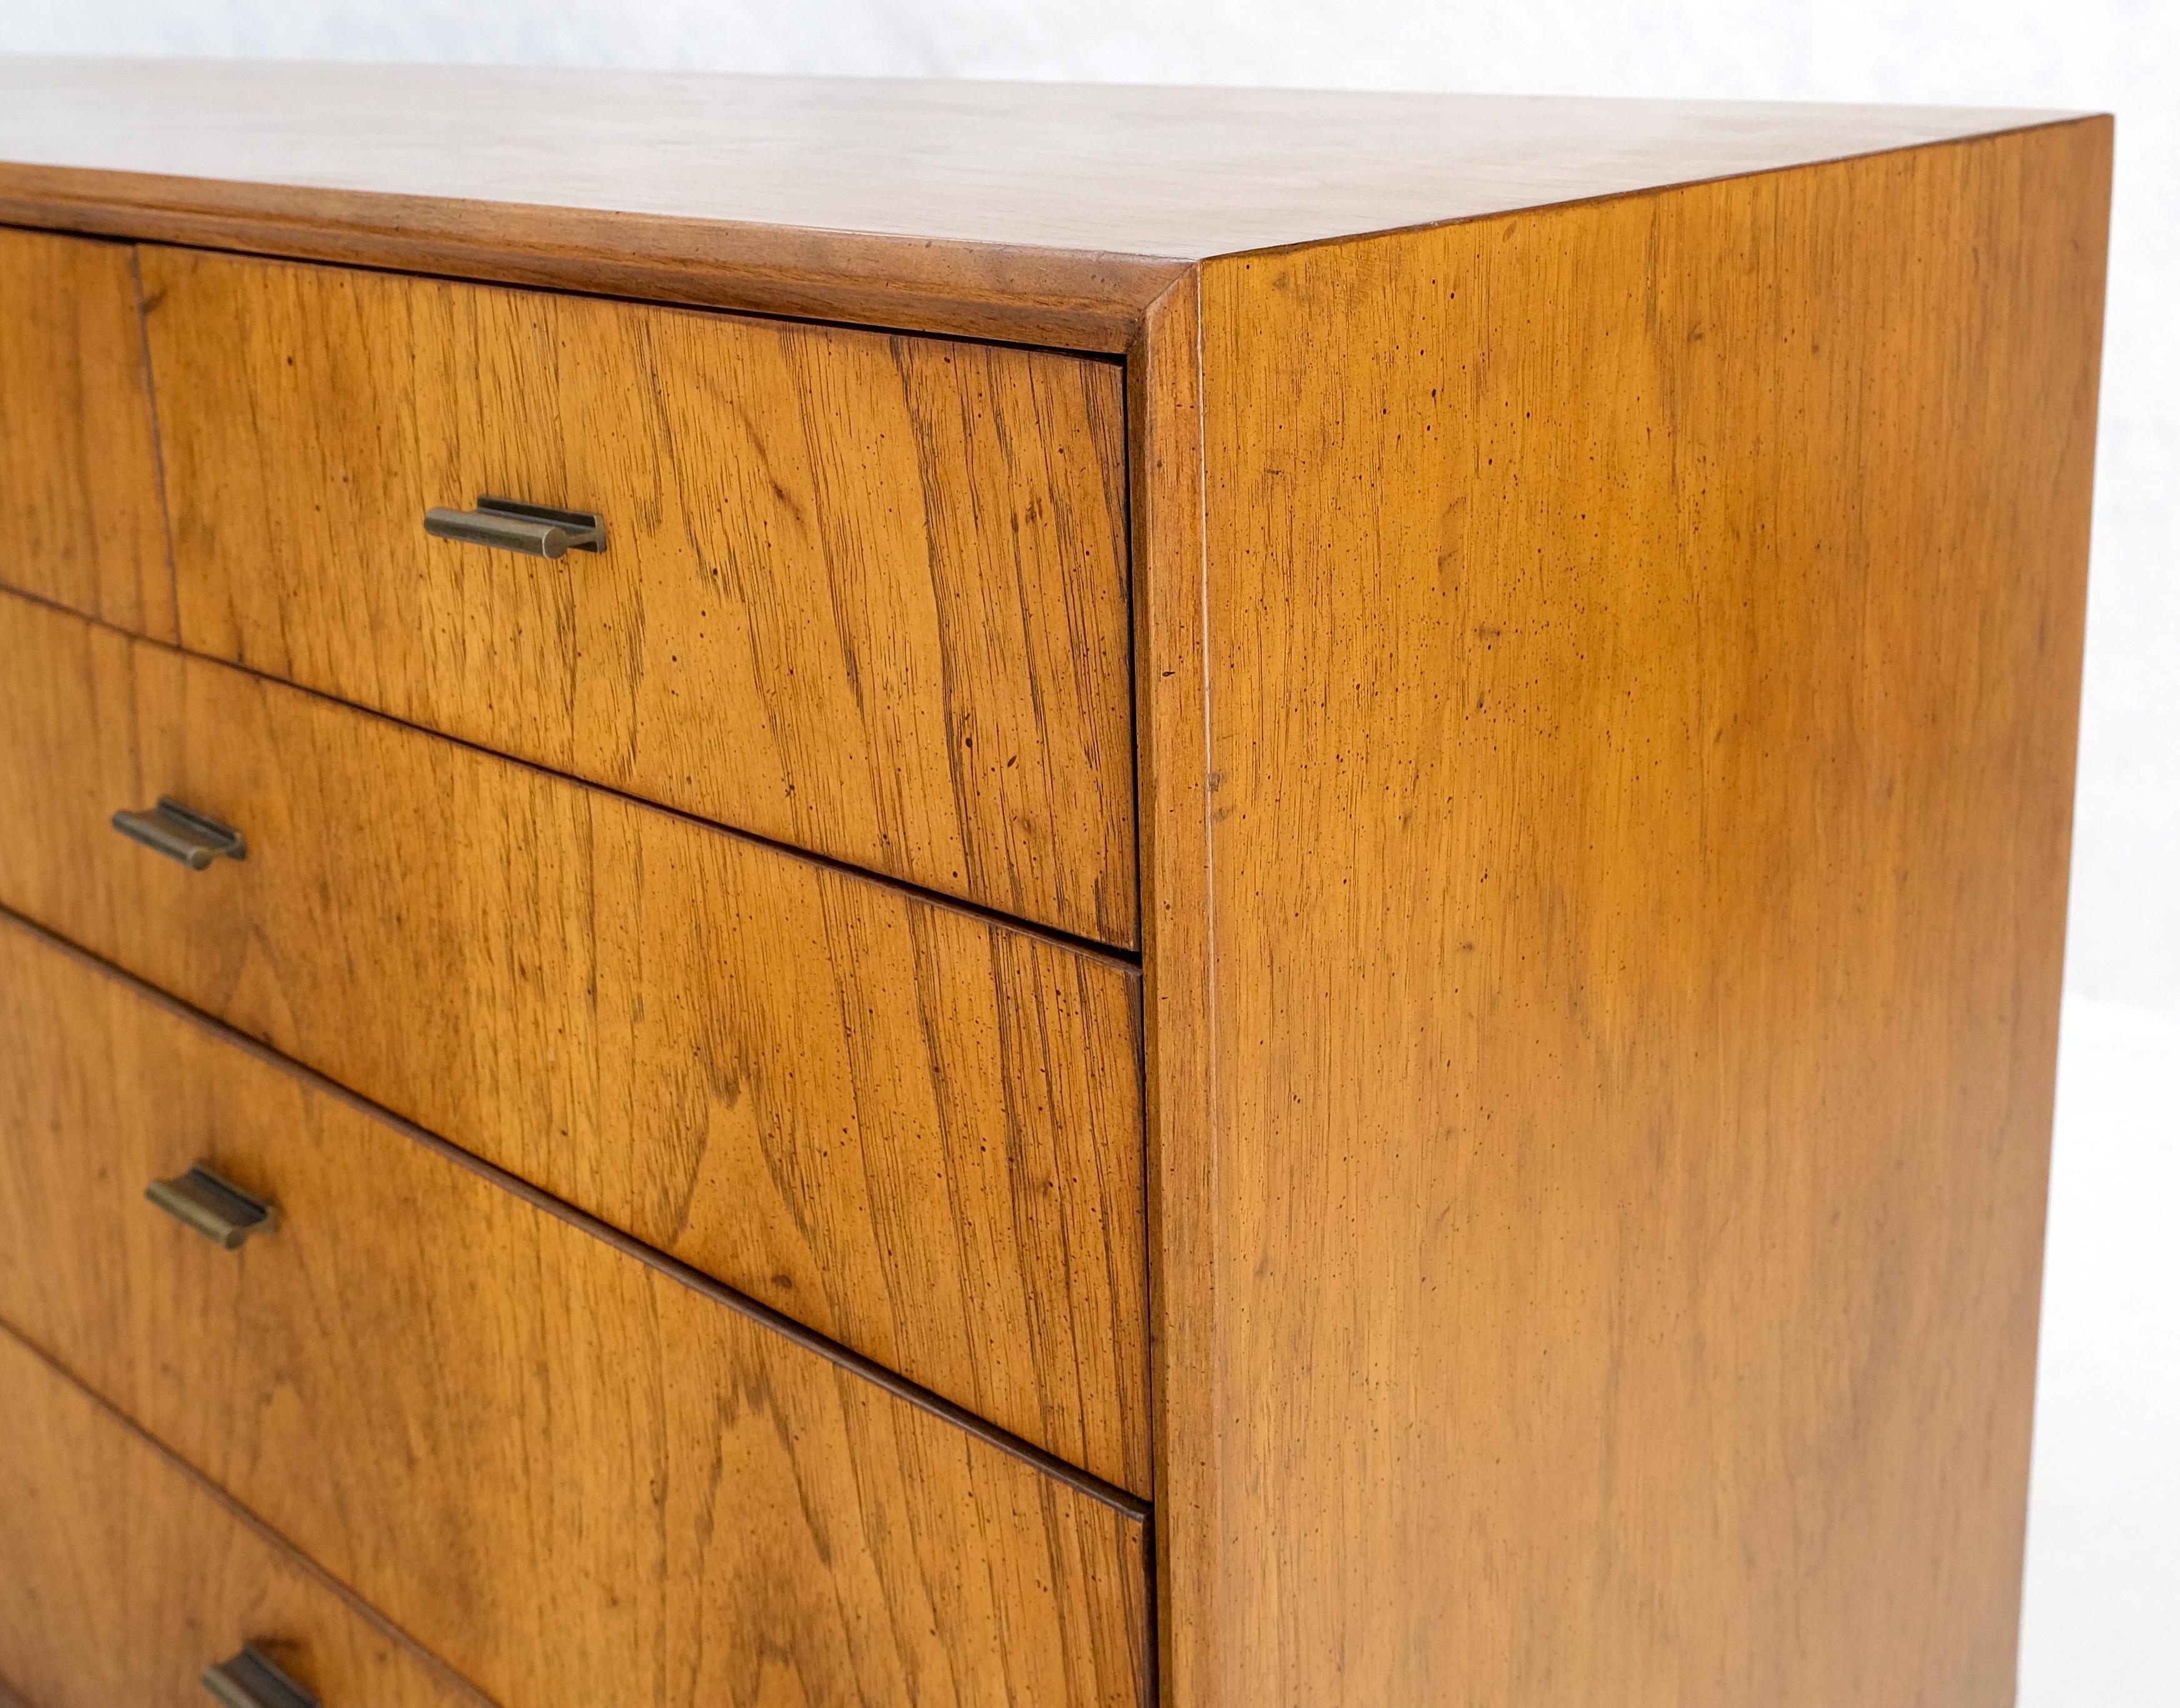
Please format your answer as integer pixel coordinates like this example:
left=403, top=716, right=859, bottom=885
left=111, top=797, right=247, bottom=869
left=146, top=1164, right=278, bottom=1249
left=423, top=495, right=607, bottom=559
left=201, top=1644, right=320, bottom=1708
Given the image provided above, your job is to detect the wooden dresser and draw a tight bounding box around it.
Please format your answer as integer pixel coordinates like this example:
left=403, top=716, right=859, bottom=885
left=0, top=61, right=2110, bottom=1708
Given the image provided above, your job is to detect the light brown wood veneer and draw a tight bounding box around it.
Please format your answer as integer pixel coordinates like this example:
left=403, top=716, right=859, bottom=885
left=0, top=590, right=1149, bottom=1496
left=0, top=914, right=1151, bottom=1708
left=0, top=226, right=171, bottom=637
left=0, top=1324, right=493, bottom=1708
left=0, top=63, right=2116, bottom=1708
left=1144, top=118, right=2112, bottom=1707
left=134, top=246, right=1136, bottom=948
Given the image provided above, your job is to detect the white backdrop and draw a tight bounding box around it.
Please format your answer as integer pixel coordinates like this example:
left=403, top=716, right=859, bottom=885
left=2, top=6, right=2174, bottom=1704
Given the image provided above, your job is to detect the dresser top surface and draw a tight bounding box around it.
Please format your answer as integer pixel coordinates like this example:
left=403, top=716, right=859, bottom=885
left=0, top=57, right=2069, bottom=263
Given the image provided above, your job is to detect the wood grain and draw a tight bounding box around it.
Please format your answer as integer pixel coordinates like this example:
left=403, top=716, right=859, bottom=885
left=0, top=589, right=1150, bottom=1496
left=140, top=245, right=1138, bottom=948
left=0, top=915, right=1151, bottom=1708
left=1126, top=272, right=1219, bottom=1708
left=0, top=226, right=171, bottom=637
left=0, top=61, right=2068, bottom=346
left=0, top=1323, right=493, bottom=1708
left=5, top=170, right=1184, bottom=352
left=1148, top=119, right=2111, bottom=1706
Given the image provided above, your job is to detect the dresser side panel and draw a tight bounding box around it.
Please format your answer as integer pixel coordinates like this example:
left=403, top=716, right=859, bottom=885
left=1168, top=119, right=2111, bottom=1706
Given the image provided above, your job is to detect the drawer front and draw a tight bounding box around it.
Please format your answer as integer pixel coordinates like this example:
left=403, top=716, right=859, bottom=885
left=0, top=1324, right=486, bottom=1708
left=138, top=246, right=1138, bottom=946
left=0, top=228, right=170, bottom=636
left=0, top=917, right=1152, bottom=1708
left=0, top=590, right=1149, bottom=1493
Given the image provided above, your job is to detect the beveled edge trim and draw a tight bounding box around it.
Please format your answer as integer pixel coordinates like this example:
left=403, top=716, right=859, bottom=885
left=1127, top=264, right=1211, bottom=1708
left=0, top=164, right=1188, bottom=352
left=0, top=906, right=1154, bottom=1523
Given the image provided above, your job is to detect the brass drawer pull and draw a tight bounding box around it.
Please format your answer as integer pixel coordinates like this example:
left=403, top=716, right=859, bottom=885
left=423, top=495, right=607, bottom=559
left=146, top=1164, right=278, bottom=1249
left=201, top=1644, right=321, bottom=1708
left=111, top=798, right=247, bottom=869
